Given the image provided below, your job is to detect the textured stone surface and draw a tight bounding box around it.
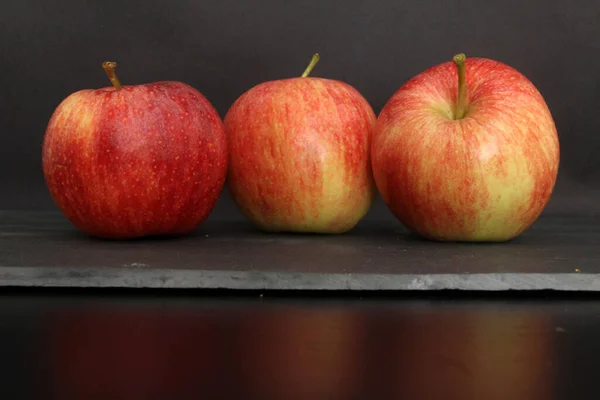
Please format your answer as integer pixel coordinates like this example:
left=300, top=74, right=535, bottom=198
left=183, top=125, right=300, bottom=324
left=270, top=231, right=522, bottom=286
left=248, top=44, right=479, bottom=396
left=1, top=211, right=598, bottom=291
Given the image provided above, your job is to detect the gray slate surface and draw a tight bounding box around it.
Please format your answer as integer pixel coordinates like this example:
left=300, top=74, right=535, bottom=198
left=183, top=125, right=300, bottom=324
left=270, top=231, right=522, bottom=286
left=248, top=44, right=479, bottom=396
left=0, top=211, right=598, bottom=291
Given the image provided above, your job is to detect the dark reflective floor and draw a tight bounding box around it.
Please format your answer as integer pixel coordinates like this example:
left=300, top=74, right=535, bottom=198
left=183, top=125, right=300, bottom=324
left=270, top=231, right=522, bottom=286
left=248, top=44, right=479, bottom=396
left=0, top=291, right=598, bottom=399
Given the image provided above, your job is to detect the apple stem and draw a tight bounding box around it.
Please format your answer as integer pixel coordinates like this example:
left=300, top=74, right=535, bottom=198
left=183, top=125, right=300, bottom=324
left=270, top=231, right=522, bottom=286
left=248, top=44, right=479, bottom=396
left=453, top=53, right=467, bottom=120
left=301, top=53, right=320, bottom=78
left=102, top=61, right=122, bottom=90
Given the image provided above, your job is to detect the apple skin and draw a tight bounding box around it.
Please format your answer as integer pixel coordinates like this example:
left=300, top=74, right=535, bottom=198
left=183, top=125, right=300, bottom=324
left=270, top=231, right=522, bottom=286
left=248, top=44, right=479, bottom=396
left=372, top=57, right=560, bottom=242
left=225, top=77, right=376, bottom=233
left=42, top=81, right=227, bottom=239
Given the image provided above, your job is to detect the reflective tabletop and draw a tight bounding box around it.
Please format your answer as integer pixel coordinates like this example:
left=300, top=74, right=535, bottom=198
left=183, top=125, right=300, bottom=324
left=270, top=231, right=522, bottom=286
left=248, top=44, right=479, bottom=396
left=0, top=291, right=597, bottom=399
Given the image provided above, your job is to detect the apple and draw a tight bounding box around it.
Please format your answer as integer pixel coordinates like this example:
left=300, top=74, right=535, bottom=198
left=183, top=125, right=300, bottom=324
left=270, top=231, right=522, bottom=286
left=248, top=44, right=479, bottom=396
left=372, top=54, right=560, bottom=242
left=42, top=62, right=227, bottom=239
left=225, top=54, right=376, bottom=233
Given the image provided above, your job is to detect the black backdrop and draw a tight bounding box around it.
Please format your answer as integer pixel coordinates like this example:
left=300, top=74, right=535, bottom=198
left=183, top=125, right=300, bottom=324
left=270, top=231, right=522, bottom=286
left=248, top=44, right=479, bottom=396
left=2, top=0, right=599, bottom=220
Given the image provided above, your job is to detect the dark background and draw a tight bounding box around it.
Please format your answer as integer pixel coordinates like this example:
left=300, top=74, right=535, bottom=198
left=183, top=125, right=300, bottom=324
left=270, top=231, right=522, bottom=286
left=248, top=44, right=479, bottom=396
left=2, top=0, right=599, bottom=220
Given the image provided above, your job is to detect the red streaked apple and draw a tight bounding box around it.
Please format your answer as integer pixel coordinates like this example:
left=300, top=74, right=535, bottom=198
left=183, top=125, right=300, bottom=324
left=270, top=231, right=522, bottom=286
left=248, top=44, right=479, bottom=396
left=372, top=54, right=560, bottom=242
left=42, top=62, right=227, bottom=239
left=225, top=54, right=376, bottom=233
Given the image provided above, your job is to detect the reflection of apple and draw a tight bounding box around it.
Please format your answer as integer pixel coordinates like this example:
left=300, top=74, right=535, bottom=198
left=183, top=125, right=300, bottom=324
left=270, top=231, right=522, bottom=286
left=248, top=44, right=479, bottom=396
left=225, top=54, right=376, bottom=233
left=237, top=306, right=365, bottom=398
left=377, top=308, right=554, bottom=399
left=372, top=53, right=560, bottom=241
left=47, top=310, right=223, bottom=399
left=47, top=306, right=366, bottom=399
left=42, top=61, right=227, bottom=239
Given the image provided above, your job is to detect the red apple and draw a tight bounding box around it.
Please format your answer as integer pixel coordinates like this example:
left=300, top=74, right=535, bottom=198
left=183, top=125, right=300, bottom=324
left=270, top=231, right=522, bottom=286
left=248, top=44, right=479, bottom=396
left=42, top=62, right=227, bottom=239
left=225, top=54, right=376, bottom=233
left=372, top=54, right=560, bottom=242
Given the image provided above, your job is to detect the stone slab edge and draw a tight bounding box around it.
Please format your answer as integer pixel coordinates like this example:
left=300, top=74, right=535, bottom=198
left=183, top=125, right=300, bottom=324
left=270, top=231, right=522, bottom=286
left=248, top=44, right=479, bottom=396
left=0, top=267, right=598, bottom=291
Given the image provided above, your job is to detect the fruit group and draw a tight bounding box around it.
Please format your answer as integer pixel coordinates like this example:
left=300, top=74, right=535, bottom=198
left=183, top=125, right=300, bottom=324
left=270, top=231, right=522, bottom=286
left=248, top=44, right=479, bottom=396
left=225, top=54, right=376, bottom=233
left=372, top=54, right=560, bottom=242
left=42, top=62, right=227, bottom=239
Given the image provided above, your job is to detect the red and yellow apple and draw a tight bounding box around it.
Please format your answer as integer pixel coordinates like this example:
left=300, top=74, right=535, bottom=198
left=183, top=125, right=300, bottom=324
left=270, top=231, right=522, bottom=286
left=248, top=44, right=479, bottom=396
left=225, top=54, right=376, bottom=233
left=42, top=62, right=227, bottom=239
left=372, top=54, right=560, bottom=241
